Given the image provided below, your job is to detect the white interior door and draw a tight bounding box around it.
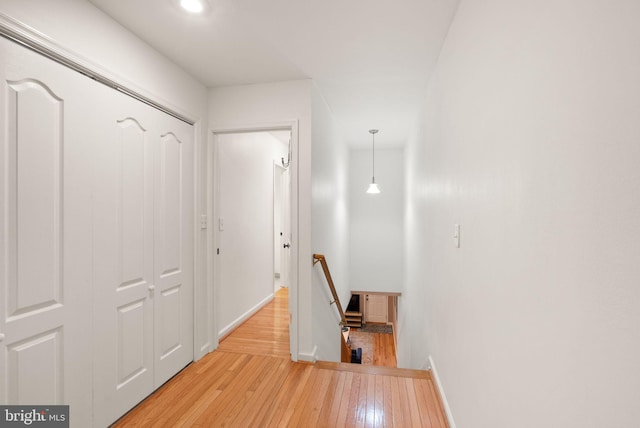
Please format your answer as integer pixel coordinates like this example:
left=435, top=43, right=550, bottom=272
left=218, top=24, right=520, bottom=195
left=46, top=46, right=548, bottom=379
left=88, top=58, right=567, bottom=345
left=153, top=120, right=194, bottom=386
left=274, top=163, right=283, bottom=291
left=365, top=294, right=388, bottom=323
left=273, top=162, right=291, bottom=291
left=92, top=98, right=156, bottom=427
left=280, top=165, right=291, bottom=288
left=0, top=37, right=94, bottom=425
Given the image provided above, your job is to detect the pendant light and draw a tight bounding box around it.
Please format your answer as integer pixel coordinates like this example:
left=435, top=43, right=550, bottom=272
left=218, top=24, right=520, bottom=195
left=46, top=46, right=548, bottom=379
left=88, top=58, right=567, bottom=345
left=366, top=129, right=381, bottom=194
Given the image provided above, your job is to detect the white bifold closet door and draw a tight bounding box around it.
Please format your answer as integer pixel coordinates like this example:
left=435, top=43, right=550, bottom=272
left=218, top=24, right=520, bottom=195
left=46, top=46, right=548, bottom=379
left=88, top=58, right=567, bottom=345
left=0, top=37, right=194, bottom=428
left=92, top=78, right=194, bottom=427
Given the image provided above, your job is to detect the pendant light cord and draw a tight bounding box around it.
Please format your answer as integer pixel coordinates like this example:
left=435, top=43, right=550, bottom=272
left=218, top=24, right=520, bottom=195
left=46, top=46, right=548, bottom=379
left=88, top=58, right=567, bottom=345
left=373, top=132, right=376, bottom=182
left=370, top=129, right=378, bottom=182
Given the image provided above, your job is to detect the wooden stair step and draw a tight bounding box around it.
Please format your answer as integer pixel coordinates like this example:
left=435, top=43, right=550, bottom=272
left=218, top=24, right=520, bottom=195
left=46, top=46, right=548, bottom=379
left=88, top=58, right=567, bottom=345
left=345, top=310, right=362, bottom=328
left=314, top=361, right=432, bottom=379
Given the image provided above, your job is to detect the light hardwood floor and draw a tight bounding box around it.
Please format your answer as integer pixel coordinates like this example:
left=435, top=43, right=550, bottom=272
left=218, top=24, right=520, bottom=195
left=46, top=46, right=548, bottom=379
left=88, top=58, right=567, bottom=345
left=348, top=329, right=397, bottom=367
left=113, top=287, right=448, bottom=427
left=216, top=287, right=291, bottom=359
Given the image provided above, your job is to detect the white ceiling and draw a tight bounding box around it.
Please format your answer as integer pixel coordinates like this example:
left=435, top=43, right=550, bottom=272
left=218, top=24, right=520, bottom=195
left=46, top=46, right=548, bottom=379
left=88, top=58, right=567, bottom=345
left=88, top=0, right=459, bottom=148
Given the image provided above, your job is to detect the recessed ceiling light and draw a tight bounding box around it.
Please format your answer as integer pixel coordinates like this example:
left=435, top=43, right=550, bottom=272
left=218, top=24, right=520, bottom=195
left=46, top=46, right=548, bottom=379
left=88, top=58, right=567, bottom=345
left=180, top=0, right=206, bottom=13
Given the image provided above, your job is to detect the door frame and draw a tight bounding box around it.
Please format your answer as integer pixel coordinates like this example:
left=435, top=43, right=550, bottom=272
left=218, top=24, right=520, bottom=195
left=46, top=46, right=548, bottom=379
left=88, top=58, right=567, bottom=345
left=208, top=121, right=299, bottom=361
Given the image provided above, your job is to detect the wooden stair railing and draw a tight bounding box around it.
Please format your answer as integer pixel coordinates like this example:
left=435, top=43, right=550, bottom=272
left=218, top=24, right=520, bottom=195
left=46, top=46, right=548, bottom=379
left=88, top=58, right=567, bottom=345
left=312, top=254, right=346, bottom=326
left=313, top=254, right=351, bottom=363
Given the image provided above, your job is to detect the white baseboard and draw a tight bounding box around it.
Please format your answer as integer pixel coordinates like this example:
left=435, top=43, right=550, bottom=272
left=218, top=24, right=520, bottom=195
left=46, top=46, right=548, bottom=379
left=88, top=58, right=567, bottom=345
left=428, top=355, right=457, bottom=428
left=298, top=345, right=318, bottom=363
left=218, top=293, right=274, bottom=339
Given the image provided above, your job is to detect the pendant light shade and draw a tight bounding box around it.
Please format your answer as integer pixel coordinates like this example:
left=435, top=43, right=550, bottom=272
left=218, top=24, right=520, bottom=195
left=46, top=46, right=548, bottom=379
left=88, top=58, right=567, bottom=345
left=366, top=182, right=381, bottom=194
left=366, top=129, right=381, bottom=194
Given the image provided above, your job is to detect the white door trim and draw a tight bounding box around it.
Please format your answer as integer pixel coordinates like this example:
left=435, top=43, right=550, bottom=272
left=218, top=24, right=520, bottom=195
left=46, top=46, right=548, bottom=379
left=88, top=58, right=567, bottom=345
left=209, top=121, right=300, bottom=361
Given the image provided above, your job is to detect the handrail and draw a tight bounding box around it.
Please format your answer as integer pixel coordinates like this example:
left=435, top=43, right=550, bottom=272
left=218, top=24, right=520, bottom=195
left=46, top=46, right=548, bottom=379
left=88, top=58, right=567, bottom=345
left=312, top=254, right=346, bottom=326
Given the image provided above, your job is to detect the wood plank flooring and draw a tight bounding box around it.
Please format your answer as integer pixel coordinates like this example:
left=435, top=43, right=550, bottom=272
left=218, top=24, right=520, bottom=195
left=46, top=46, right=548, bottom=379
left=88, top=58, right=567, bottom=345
left=348, top=329, right=397, bottom=367
left=113, top=287, right=448, bottom=427
left=216, top=287, right=290, bottom=359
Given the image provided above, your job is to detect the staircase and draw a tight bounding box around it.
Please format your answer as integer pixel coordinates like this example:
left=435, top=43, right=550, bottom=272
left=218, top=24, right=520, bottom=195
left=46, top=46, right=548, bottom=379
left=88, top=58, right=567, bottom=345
left=345, top=310, right=363, bottom=328
left=312, top=253, right=354, bottom=363
left=113, top=284, right=449, bottom=428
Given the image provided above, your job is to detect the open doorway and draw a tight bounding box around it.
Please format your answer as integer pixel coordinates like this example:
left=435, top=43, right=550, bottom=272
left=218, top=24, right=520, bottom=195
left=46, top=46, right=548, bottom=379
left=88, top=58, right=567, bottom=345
left=210, top=124, right=298, bottom=360
left=345, top=292, right=399, bottom=367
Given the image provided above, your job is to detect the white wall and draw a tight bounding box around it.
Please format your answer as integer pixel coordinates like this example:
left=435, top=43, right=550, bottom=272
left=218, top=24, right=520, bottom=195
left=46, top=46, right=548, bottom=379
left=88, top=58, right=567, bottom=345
left=310, top=83, right=350, bottom=362
left=403, top=0, right=640, bottom=427
left=0, top=0, right=213, bottom=359
left=349, top=148, right=404, bottom=293
left=216, top=132, right=288, bottom=336
left=0, top=0, right=206, bottom=117
left=208, top=80, right=315, bottom=360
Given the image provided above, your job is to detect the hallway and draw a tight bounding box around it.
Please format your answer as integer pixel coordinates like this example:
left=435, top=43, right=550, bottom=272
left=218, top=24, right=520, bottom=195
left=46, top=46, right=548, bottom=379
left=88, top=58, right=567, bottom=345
left=216, top=287, right=291, bottom=359
left=113, top=288, right=448, bottom=427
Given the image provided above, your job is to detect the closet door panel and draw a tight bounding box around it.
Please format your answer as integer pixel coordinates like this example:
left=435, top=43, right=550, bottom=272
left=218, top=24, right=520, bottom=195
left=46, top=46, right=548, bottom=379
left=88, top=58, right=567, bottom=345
left=7, top=80, right=62, bottom=315
left=6, top=328, right=62, bottom=404
left=119, top=118, right=148, bottom=284
left=154, top=120, right=193, bottom=387
left=92, top=102, right=155, bottom=428
left=112, top=116, right=154, bottom=396
left=0, top=37, right=94, bottom=426
left=158, top=132, right=182, bottom=276
left=2, top=82, right=63, bottom=372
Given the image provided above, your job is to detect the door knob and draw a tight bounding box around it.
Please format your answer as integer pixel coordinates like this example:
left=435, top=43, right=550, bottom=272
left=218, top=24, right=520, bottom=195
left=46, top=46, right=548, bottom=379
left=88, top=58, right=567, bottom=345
left=283, top=243, right=290, bottom=248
